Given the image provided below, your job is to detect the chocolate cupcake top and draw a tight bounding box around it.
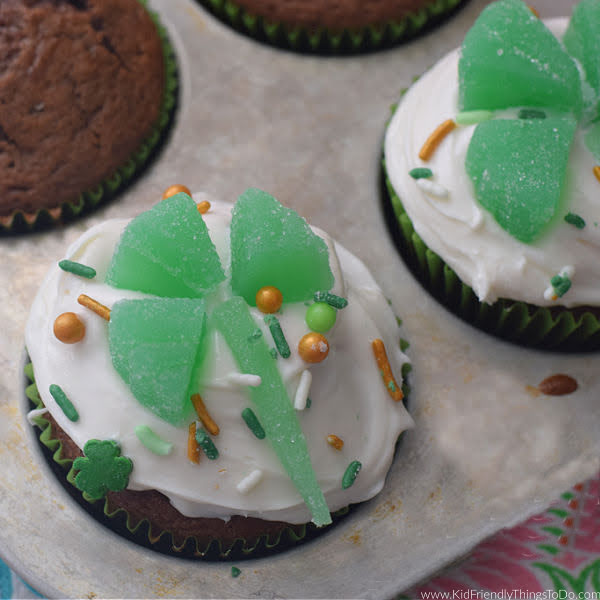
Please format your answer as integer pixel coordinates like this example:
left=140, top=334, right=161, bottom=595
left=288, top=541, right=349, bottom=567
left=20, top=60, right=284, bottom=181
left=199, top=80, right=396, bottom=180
left=0, top=0, right=165, bottom=217
left=232, top=0, right=449, bottom=32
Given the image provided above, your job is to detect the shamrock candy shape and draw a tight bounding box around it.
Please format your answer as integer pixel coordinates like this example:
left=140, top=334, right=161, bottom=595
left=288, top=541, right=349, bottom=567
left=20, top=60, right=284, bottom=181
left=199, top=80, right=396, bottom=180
left=458, top=0, right=596, bottom=243
left=104, top=190, right=334, bottom=526
left=73, top=439, right=133, bottom=500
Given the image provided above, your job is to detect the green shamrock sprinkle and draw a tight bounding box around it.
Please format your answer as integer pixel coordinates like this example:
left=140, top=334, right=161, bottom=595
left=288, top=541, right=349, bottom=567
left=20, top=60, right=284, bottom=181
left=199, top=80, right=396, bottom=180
left=73, top=439, right=133, bottom=500
left=551, top=274, right=572, bottom=298
left=231, top=566, right=241, bottom=578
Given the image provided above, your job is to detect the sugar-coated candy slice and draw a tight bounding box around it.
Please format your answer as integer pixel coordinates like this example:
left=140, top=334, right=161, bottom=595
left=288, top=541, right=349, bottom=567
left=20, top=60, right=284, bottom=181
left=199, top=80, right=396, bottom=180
left=211, top=297, right=331, bottom=526
left=230, top=189, right=334, bottom=305
left=465, top=116, right=577, bottom=243
left=459, top=0, right=582, bottom=115
left=106, top=193, right=225, bottom=298
left=109, top=298, right=207, bottom=425
left=564, top=0, right=600, bottom=99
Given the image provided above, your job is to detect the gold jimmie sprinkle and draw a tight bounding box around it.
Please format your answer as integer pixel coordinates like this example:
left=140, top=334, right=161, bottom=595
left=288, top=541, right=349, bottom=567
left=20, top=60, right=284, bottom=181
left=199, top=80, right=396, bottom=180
left=77, top=294, right=110, bottom=321
left=418, top=119, right=456, bottom=162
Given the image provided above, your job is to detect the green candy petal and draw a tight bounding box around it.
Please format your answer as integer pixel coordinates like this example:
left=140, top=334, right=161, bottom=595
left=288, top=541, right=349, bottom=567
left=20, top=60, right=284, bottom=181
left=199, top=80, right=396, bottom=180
left=459, top=0, right=582, bottom=115
left=465, top=116, right=577, bottom=243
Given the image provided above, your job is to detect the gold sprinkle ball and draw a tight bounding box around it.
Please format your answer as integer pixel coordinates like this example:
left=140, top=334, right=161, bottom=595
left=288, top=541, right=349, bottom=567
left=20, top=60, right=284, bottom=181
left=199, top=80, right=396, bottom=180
left=53, top=312, right=85, bottom=344
left=256, top=286, right=283, bottom=314
left=197, top=200, right=211, bottom=214
left=298, top=332, right=329, bottom=363
left=162, top=184, right=192, bottom=200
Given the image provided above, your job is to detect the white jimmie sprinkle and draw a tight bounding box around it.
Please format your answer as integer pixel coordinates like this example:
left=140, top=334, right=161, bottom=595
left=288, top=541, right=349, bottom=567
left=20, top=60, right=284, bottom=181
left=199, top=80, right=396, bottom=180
left=237, top=469, right=264, bottom=494
left=294, top=370, right=312, bottom=411
left=416, top=178, right=449, bottom=198
left=227, top=373, right=262, bottom=387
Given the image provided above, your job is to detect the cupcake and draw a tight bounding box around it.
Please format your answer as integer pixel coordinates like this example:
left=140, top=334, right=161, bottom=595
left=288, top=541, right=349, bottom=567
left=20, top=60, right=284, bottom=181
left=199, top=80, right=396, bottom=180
left=0, top=0, right=178, bottom=234
left=24, top=188, right=412, bottom=558
left=383, top=0, right=600, bottom=351
left=197, top=0, right=468, bottom=54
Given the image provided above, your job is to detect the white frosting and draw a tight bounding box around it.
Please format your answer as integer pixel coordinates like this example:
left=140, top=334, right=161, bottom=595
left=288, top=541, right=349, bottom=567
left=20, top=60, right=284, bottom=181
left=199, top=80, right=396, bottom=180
left=384, top=18, right=600, bottom=308
left=25, top=194, right=413, bottom=525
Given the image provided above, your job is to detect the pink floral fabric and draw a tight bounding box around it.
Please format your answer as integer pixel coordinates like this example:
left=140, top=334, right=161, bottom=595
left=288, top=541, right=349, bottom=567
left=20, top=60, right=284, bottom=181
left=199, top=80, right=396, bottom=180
left=405, top=477, right=600, bottom=598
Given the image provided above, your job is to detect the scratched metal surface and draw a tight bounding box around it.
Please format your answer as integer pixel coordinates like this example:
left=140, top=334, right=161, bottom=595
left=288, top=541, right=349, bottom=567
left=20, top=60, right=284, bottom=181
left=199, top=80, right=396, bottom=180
left=0, top=0, right=593, bottom=598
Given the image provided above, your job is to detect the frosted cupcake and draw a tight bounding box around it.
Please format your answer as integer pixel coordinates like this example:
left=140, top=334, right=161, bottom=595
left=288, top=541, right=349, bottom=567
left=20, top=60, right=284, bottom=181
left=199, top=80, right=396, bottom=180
left=384, top=0, right=600, bottom=351
left=25, top=188, right=412, bottom=557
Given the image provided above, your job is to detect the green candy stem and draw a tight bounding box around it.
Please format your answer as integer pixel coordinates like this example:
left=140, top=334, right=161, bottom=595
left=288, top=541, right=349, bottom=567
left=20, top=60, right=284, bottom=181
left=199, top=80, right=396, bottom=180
left=212, top=297, right=332, bottom=527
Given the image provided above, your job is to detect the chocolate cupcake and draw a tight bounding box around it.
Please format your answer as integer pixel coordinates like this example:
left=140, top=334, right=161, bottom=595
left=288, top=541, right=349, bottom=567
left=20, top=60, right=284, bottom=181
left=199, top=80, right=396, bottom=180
left=24, top=188, right=412, bottom=557
left=383, top=0, right=600, bottom=351
left=197, top=0, right=468, bottom=54
left=0, top=0, right=178, bottom=234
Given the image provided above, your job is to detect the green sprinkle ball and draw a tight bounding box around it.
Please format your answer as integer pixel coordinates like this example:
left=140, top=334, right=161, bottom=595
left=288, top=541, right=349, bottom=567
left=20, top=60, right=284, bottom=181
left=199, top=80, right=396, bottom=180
left=49, top=384, right=79, bottom=422
left=306, top=302, right=337, bottom=333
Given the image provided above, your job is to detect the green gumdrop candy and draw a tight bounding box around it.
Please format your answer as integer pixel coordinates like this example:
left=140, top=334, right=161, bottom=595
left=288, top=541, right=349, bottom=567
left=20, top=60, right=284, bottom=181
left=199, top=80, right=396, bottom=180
left=459, top=0, right=582, bottom=115
left=230, top=189, right=334, bottom=306
left=109, top=298, right=207, bottom=425
left=211, top=297, right=332, bottom=527
left=585, top=121, right=600, bottom=162
left=564, top=0, right=600, bottom=99
left=106, top=193, right=225, bottom=298
left=465, top=116, right=577, bottom=243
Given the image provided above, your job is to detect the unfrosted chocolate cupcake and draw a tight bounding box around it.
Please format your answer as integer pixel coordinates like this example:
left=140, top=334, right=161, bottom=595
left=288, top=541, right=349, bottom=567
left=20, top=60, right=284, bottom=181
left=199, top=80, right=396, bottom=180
left=0, top=0, right=177, bottom=233
left=197, top=0, right=468, bottom=54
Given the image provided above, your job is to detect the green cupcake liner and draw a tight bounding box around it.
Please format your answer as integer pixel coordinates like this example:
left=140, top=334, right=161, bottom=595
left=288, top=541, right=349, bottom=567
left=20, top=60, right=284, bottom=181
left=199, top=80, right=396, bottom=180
left=381, top=161, right=600, bottom=352
left=196, top=0, right=467, bottom=55
left=0, top=0, right=179, bottom=236
left=24, top=360, right=350, bottom=560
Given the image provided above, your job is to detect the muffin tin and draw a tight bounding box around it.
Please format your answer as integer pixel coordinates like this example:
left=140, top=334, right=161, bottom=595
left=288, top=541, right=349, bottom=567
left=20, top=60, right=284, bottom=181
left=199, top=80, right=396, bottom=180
left=0, top=0, right=595, bottom=598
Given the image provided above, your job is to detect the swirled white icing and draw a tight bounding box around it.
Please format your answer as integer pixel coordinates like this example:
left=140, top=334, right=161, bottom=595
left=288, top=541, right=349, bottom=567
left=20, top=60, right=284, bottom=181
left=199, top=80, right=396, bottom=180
left=384, top=19, right=600, bottom=308
left=25, top=194, right=413, bottom=524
